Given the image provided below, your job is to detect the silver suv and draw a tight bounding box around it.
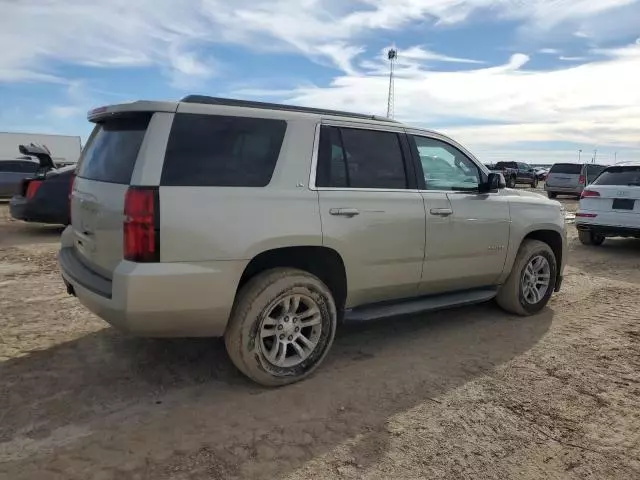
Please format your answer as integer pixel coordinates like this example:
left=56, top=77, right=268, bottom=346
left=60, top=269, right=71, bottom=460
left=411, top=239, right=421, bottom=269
left=59, top=96, right=567, bottom=386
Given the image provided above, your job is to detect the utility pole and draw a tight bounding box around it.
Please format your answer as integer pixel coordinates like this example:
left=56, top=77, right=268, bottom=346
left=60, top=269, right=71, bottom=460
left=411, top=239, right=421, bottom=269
left=578, top=149, right=582, bottom=163
left=592, top=149, right=597, bottom=163
left=386, top=48, right=397, bottom=119
left=614, top=151, right=617, bottom=163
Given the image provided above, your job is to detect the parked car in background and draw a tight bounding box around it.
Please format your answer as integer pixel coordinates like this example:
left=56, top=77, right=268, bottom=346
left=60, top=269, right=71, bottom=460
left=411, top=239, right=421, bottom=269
left=576, top=163, right=640, bottom=245
left=534, top=167, right=549, bottom=181
left=0, top=158, right=40, bottom=197
left=59, top=96, right=566, bottom=386
left=492, top=161, right=538, bottom=188
left=545, top=163, right=606, bottom=199
left=9, top=143, right=73, bottom=225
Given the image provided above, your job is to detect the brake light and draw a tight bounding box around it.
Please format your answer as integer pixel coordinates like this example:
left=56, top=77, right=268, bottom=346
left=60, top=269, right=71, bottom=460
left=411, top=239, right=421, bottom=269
left=123, top=187, right=159, bottom=263
left=26, top=180, right=42, bottom=200
left=579, top=175, right=586, bottom=185
left=581, top=189, right=600, bottom=199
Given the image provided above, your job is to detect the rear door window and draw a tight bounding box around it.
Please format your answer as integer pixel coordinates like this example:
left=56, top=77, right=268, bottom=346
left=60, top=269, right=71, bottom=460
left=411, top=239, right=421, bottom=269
left=76, top=114, right=151, bottom=184
left=549, top=163, right=582, bottom=174
left=316, top=126, right=408, bottom=189
left=161, top=113, right=287, bottom=187
left=592, top=167, right=640, bottom=186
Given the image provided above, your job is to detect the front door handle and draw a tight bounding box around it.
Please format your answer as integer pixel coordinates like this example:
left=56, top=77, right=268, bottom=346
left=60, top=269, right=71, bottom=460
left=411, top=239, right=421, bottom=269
left=329, top=208, right=360, bottom=217
left=430, top=208, right=453, bottom=217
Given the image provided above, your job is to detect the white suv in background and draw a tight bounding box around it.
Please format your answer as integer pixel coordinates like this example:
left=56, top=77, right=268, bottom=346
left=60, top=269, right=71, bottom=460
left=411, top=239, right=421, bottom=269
left=59, top=96, right=567, bottom=386
left=576, top=162, right=640, bottom=245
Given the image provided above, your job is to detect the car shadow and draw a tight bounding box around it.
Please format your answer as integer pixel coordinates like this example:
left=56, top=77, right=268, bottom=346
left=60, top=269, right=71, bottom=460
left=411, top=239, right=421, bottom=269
left=0, top=304, right=553, bottom=478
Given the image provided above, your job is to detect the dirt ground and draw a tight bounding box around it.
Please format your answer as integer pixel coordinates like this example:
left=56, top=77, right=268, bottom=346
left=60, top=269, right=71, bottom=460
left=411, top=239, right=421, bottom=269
left=0, top=191, right=639, bottom=480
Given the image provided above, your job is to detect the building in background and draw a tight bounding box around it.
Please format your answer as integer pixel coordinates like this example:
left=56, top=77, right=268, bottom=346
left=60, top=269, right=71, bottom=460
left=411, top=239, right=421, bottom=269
left=0, top=132, right=82, bottom=167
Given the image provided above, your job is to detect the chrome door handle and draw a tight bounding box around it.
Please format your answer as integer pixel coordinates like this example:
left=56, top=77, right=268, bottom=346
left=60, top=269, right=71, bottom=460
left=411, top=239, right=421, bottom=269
left=329, top=208, right=360, bottom=217
left=430, top=208, right=453, bottom=217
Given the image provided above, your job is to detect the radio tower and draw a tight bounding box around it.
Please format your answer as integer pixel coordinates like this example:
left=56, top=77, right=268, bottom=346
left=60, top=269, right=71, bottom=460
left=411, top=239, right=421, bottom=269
left=386, top=48, right=397, bottom=119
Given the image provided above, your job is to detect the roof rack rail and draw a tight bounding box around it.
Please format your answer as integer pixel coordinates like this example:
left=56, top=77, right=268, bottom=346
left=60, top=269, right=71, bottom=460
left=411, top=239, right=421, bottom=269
left=179, top=95, right=400, bottom=123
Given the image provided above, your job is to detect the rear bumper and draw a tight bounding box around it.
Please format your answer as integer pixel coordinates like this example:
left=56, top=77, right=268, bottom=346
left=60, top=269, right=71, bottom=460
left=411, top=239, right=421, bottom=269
left=10, top=195, right=69, bottom=225
left=544, top=185, right=582, bottom=195
left=58, top=228, right=247, bottom=337
left=576, top=222, right=640, bottom=238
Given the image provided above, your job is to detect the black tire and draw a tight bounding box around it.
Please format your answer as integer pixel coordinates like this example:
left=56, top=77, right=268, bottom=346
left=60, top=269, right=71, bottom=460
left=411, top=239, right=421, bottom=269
left=507, top=176, right=517, bottom=188
left=496, top=239, right=557, bottom=316
left=224, top=268, right=337, bottom=387
left=547, top=191, right=557, bottom=199
left=578, top=230, right=605, bottom=246
left=531, top=177, right=539, bottom=189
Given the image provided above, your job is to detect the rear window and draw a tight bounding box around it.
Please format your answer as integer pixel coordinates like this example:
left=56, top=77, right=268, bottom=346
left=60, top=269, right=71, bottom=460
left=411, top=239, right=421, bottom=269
left=592, top=166, right=640, bottom=186
left=585, top=164, right=606, bottom=183
left=161, top=113, right=287, bottom=187
left=549, top=163, right=581, bottom=174
left=495, top=162, right=516, bottom=169
left=76, top=114, right=151, bottom=184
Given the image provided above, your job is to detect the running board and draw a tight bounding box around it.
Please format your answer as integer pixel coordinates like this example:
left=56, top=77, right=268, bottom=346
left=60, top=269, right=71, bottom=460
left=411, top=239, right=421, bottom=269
left=344, top=287, right=498, bottom=322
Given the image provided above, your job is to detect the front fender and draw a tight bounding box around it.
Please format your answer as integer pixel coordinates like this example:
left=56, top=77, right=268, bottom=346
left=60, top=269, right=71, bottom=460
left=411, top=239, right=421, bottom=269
left=499, top=200, right=566, bottom=284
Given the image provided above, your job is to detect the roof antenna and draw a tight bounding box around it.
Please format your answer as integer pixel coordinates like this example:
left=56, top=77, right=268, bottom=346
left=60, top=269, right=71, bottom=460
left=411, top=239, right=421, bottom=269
left=386, top=47, right=398, bottom=119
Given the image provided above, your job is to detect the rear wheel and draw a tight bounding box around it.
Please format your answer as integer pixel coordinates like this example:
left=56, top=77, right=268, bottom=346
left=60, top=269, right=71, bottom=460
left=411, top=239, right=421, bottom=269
left=497, top=239, right=557, bottom=316
left=578, top=230, right=605, bottom=246
left=547, top=191, right=557, bottom=199
left=225, top=268, right=337, bottom=386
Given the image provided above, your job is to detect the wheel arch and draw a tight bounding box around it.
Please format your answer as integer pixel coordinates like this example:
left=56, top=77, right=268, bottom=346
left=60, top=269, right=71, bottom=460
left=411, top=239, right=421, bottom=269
left=236, top=246, right=348, bottom=312
left=514, top=228, right=564, bottom=289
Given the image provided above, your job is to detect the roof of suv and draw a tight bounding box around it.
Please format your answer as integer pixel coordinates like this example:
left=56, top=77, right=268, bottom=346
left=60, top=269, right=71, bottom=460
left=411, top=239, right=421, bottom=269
left=88, top=95, right=403, bottom=126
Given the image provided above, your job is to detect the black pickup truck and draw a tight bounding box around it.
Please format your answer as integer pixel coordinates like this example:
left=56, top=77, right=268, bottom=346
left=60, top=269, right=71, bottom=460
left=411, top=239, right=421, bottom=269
left=491, top=161, right=538, bottom=188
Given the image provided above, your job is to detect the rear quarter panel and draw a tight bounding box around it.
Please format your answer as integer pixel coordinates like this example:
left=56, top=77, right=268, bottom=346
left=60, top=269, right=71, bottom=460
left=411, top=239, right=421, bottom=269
left=158, top=118, right=322, bottom=262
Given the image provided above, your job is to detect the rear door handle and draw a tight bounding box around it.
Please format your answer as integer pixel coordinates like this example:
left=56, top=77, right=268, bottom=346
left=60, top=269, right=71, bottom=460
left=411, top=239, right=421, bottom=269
left=430, top=208, right=453, bottom=217
left=329, top=208, right=360, bottom=217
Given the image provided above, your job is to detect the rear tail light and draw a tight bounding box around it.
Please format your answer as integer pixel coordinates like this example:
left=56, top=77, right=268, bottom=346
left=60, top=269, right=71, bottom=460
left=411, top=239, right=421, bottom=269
left=581, top=189, right=600, bottom=199
left=579, top=175, right=586, bottom=185
left=123, top=187, right=159, bottom=263
left=26, top=180, right=43, bottom=200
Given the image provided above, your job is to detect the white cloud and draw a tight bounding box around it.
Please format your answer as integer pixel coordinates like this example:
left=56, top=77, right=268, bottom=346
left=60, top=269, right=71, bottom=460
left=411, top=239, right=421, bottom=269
left=400, top=46, right=484, bottom=64
left=558, top=56, right=588, bottom=61
left=277, top=41, right=640, bottom=160
left=2, top=0, right=639, bottom=81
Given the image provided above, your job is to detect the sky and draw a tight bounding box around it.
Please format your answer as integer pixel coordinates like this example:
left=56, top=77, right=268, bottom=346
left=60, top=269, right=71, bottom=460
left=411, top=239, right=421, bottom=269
left=1, top=0, right=639, bottom=164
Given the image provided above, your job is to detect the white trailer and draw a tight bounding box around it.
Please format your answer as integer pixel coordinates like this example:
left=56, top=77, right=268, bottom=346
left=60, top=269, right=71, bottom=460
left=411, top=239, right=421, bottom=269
left=0, top=132, right=82, bottom=166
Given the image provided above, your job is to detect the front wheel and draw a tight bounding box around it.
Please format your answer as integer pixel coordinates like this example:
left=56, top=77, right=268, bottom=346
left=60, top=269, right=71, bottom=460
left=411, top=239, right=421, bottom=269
left=496, top=239, right=557, bottom=316
left=578, top=230, right=605, bottom=246
left=531, top=177, right=539, bottom=188
left=225, top=268, right=337, bottom=386
left=507, top=176, right=517, bottom=188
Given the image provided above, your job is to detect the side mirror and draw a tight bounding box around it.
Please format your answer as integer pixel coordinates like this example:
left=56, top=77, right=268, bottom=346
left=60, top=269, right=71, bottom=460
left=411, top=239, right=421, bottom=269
left=480, top=173, right=505, bottom=192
